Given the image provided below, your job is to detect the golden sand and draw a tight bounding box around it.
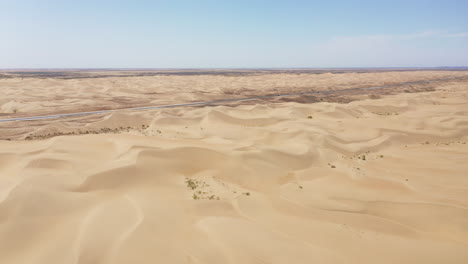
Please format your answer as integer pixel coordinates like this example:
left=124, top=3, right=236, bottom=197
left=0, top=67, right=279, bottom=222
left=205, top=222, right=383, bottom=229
left=0, top=71, right=467, bottom=263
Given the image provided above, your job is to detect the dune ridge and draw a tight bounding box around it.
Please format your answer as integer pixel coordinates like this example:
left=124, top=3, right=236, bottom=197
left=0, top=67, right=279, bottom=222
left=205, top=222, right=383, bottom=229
left=0, top=75, right=468, bottom=263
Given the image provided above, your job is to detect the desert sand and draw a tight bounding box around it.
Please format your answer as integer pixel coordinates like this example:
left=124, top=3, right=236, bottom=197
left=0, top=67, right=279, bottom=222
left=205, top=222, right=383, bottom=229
left=0, top=70, right=468, bottom=264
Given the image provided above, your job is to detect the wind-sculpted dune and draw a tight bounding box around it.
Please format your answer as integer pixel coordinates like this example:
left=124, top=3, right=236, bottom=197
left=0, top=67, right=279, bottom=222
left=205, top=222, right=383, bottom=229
left=0, top=71, right=468, bottom=263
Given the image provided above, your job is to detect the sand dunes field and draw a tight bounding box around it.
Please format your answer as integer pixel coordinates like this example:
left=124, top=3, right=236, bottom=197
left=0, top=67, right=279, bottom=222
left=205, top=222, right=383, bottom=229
left=0, top=70, right=468, bottom=263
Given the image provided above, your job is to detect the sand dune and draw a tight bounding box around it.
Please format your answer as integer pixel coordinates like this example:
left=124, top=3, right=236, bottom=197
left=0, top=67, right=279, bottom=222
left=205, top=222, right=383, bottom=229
left=1, top=70, right=467, bottom=117
left=0, top=71, right=468, bottom=263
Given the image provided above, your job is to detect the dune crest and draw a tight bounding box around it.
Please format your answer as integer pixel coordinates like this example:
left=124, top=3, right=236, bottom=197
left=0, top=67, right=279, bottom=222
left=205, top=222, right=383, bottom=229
left=1, top=73, right=468, bottom=263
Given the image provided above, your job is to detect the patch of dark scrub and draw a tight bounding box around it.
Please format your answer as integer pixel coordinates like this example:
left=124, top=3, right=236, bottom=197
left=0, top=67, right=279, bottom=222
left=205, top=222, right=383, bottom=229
left=278, top=95, right=319, bottom=104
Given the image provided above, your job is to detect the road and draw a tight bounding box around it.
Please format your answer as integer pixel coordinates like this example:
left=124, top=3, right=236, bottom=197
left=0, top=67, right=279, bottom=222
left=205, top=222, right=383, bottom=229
left=0, top=77, right=458, bottom=123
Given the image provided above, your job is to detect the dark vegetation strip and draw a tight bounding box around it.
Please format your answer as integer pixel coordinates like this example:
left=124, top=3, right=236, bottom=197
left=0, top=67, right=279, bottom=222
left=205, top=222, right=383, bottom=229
left=0, top=76, right=464, bottom=123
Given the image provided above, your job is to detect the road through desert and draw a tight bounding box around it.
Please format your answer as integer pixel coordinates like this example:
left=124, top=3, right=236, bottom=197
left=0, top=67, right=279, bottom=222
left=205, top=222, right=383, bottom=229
left=0, top=70, right=468, bottom=264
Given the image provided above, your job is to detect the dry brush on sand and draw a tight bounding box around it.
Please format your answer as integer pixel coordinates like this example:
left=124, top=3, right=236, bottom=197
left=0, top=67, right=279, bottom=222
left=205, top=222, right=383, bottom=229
left=0, top=72, right=468, bottom=263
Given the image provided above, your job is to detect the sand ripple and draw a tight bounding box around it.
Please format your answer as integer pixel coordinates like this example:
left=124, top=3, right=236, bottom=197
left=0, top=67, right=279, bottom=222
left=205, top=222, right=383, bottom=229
left=0, top=81, right=468, bottom=263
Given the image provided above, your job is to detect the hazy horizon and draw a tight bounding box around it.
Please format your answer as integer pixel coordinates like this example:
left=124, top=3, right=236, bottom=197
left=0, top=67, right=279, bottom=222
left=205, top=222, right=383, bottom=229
left=2, top=67, right=468, bottom=71
left=2, top=0, right=468, bottom=68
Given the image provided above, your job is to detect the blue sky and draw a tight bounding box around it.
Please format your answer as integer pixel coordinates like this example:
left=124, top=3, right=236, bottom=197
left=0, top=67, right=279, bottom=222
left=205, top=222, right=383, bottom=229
left=1, top=0, right=467, bottom=68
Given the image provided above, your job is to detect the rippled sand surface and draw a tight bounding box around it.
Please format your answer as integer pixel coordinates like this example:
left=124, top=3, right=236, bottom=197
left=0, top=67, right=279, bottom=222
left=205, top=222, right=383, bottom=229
left=0, top=70, right=467, bottom=263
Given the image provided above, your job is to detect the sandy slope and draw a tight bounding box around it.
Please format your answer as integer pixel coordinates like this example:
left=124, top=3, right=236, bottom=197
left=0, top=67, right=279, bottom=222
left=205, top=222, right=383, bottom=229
left=0, top=75, right=468, bottom=263
left=1, top=70, right=467, bottom=116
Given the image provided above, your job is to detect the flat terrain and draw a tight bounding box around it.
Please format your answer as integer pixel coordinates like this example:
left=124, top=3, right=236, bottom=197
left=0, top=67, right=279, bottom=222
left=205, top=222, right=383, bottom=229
left=0, top=69, right=468, bottom=263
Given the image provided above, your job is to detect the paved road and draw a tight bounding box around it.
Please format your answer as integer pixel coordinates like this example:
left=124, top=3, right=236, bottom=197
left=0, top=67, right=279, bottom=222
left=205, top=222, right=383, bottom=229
left=0, top=77, right=458, bottom=123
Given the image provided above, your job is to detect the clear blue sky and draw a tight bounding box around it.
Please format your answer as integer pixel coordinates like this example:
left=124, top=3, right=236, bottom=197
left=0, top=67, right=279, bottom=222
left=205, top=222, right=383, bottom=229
left=1, top=0, right=467, bottom=68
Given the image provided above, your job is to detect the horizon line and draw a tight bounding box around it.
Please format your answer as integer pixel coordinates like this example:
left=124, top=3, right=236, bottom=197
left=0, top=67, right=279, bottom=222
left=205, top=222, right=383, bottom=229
left=2, top=66, right=468, bottom=71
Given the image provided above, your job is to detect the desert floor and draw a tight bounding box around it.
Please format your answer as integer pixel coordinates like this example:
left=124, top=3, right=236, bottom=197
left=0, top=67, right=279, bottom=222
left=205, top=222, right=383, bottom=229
left=0, top=70, right=468, bottom=264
